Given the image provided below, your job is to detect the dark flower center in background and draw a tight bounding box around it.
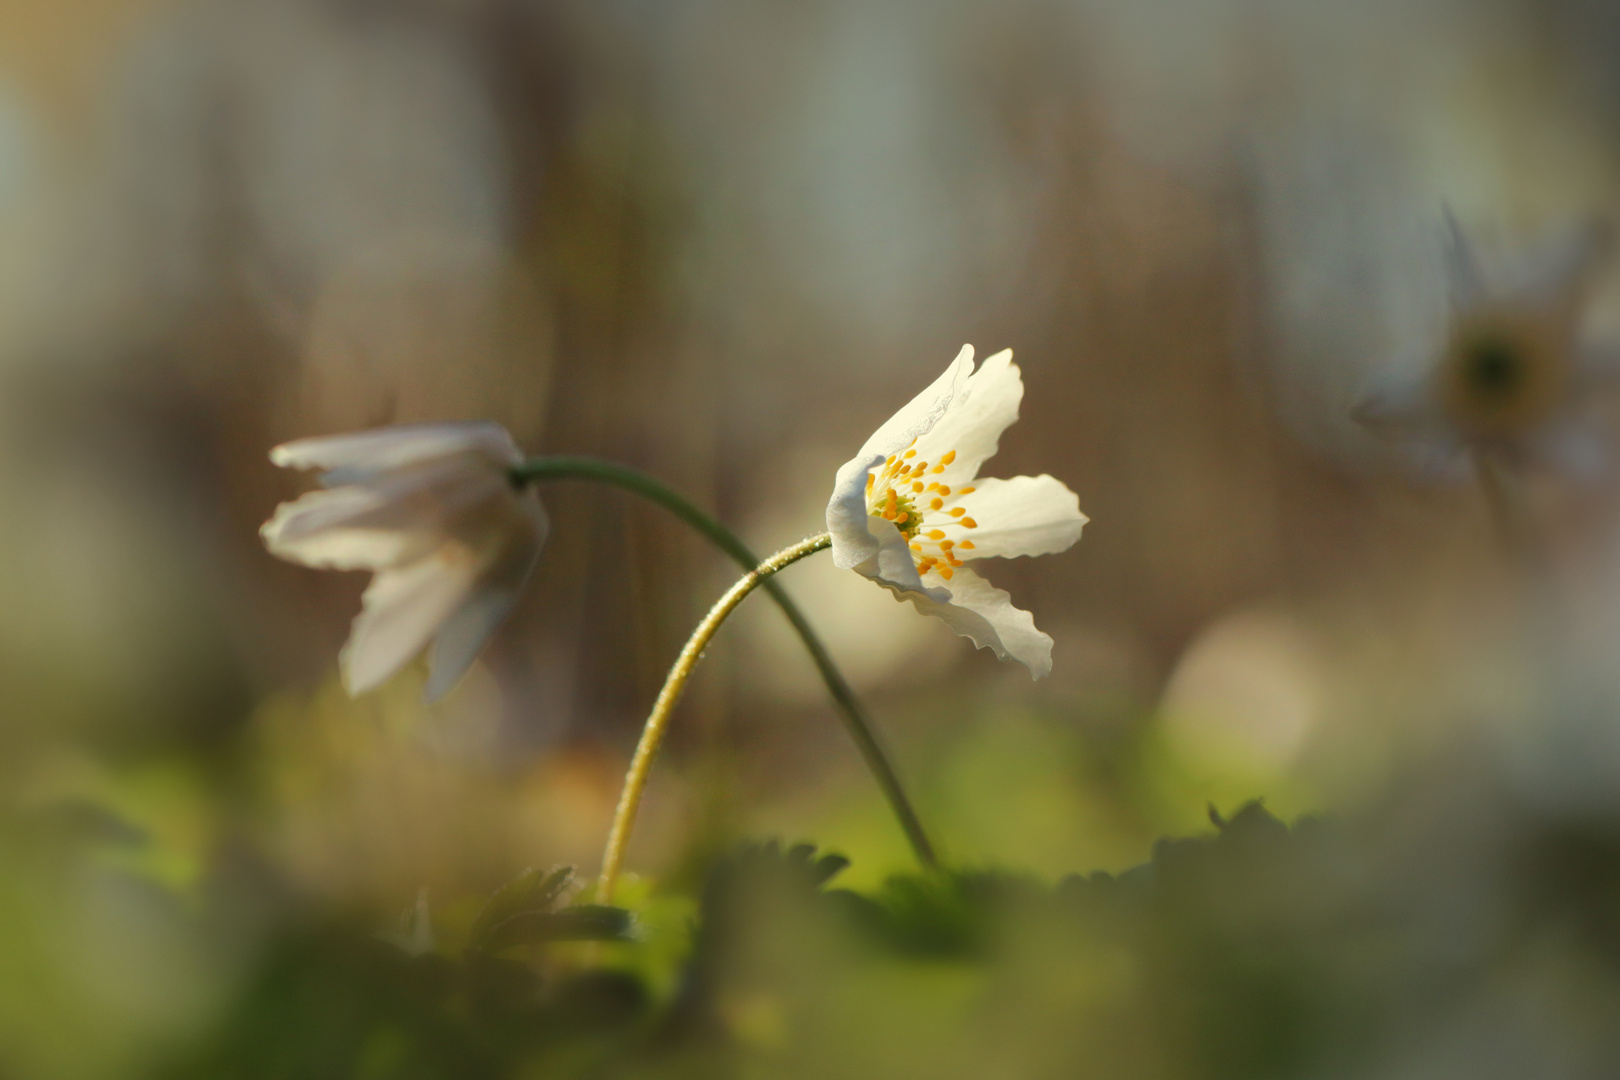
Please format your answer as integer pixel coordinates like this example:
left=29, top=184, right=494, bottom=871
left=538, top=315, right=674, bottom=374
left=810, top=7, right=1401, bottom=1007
left=1442, top=314, right=1569, bottom=438
left=1464, top=339, right=1525, bottom=404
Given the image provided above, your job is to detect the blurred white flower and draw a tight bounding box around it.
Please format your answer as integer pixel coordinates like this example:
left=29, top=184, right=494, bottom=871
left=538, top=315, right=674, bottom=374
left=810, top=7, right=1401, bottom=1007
left=262, top=421, right=546, bottom=701
left=1354, top=214, right=1617, bottom=476
left=826, top=346, right=1087, bottom=677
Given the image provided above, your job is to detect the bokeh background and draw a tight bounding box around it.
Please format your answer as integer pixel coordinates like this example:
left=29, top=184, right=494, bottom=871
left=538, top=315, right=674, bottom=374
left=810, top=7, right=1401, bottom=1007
left=7, top=0, right=1620, bottom=1075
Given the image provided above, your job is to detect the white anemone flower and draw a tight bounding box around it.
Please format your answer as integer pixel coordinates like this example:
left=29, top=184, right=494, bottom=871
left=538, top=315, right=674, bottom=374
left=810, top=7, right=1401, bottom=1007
left=1354, top=214, right=1616, bottom=477
left=826, top=345, right=1087, bottom=678
left=261, top=421, right=547, bottom=701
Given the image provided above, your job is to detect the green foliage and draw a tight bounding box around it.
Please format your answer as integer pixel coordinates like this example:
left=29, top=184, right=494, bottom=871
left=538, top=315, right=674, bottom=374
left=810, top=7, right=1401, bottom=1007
left=146, top=799, right=1620, bottom=1079
left=466, top=867, right=631, bottom=955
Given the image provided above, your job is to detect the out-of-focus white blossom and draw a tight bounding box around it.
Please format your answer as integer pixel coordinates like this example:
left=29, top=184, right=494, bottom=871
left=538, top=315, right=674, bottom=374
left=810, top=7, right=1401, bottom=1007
left=262, top=421, right=546, bottom=700
left=1354, top=214, right=1617, bottom=476
left=826, top=346, right=1087, bottom=678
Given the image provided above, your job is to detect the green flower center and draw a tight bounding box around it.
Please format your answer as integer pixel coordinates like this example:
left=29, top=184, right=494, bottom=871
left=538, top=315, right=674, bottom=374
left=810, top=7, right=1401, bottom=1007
left=888, top=493, right=923, bottom=539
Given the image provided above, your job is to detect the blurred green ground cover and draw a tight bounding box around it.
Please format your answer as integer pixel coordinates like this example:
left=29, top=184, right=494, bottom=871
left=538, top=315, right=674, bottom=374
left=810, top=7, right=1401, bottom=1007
left=136, top=798, right=1620, bottom=1079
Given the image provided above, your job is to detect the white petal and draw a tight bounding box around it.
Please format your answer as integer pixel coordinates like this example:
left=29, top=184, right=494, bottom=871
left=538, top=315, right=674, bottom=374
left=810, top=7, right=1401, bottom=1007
left=1350, top=366, right=1452, bottom=443
left=827, top=453, right=888, bottom=570
left=1443, top=208, right=1486, bottom=310
left=827, top=346, right=1013, bottom=570
left=897, top=565, right=1053, bottom=678
left=261, top=488, right=415, bottom=570
left=1510, top=218, right=1608, bottom=310
left=851, top=515, right=944, bottom=599
left=850, top=344, right=976, bottom=463
left=910, top=348, right=1023, bottom=484
left=261, top=455, right=511, bottom=570
left=952, top=474, right=1087, bottom=561
left=271, top=421, right=523, bottom=481
left=341, top=549, right=483, bottom=696
left=424, top=492, right=549, bottom=701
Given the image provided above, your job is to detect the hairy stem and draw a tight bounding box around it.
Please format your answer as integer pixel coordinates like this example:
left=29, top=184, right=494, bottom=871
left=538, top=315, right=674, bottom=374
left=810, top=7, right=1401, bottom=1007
left=597, top=533, right=832, bottom=903
left=511, top=456, right=937, bottom=870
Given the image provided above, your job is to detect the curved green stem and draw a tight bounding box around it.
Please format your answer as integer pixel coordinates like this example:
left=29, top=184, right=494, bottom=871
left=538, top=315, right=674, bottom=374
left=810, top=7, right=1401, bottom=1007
left=598, top=533, right=831, bottom=902
left=511, top=456, right=937, bottom=870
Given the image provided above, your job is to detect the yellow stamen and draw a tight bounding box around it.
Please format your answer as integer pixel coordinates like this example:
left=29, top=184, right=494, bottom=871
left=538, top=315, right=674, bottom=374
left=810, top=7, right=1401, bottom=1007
left=931, top=465, right=944, bottom=474
left=961, top=518, right=977, bottom=529
left=937, top=485, right=950, bottom=496
left=940, top=540, right=954, bottom=551
left=939, top=566, right=954, bottom=581
left=958, top=486, right=975, bottom=495
left=959, top=540, right=975, bottom=550
left=948, top=508, right=965, bottom=518
left=940, top=450, right=956, bottom=465
left=926, top=530, right=945, bottom=540
left=930, top=498, right=944, bottom=510
left=912, top=481, right=924, bottom=493
left=904, top=449, right=917, bottom=458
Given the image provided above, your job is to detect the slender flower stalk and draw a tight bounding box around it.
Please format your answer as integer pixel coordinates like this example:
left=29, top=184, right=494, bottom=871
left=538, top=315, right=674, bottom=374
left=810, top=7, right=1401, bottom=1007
left=511, top=457, right=937, bottom=870
left=596, top=533, right=834, bottom=904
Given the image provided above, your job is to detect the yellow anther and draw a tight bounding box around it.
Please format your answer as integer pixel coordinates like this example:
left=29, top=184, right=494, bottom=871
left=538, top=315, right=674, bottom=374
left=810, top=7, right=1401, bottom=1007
left=914, top=461, right=928, bottom=473
left=926, top=530, right=945, bottom=540
left=959, top=540, right=975, bottom=550
left=940, top=450, right=956, bottom=465
left=886, top=455, right=897, bottom=466
left=937, top=485, right=950, bottom=496
left=948, top=555, right=963, bottom=567
left=866, top=473, right=874, bottom=492
left=961, top=518, right=977, bottom=529
left=939, top=539, right=954, bottom=551
left=948, top=507, right=965, bottom=517
left=910, top=542, right=922, bottom=552
left=930, top=498, right=944, bottom=510
left=958, top=486, right=975, bottom=495
left=938, top=565, right=954, bottom=581
left=931, top=464, right=944, bottom=474
left=895, top=512, right=908, bottom=525
left=912, top=481, right=924, bottom=493
left=904, top=449, right=917, bottom=458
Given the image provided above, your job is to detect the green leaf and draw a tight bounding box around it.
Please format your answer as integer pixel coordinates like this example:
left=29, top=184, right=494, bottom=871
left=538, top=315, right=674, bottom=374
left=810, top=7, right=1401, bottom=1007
left=476, top=905, right=633, bottom=954
left=467, top=866, right=576, bottom=953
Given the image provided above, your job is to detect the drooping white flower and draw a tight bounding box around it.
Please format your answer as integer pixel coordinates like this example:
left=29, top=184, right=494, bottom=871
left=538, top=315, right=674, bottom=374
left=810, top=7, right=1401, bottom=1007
left=261, top=421, right=546, bottom=701
left=1354, top=213, right=1617, bottom=477
left=826, top=346, right=1087, bottom=678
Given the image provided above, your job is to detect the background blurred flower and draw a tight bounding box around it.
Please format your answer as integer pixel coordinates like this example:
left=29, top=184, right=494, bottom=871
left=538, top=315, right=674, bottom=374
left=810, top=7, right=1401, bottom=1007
left=1353, top=214, right=1618, bottom=477
left=261, top=421, right=546, bottom=700
left=827, top=345, right=1087, bottom=677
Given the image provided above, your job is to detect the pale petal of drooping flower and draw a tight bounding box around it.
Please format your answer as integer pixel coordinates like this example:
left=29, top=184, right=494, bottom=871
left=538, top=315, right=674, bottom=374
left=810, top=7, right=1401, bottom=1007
left=826, top=346, right=1087, bottom=678
left=1354, top=214, right=1617, bottom=476
left=262, top=420, right=546, bottom=700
